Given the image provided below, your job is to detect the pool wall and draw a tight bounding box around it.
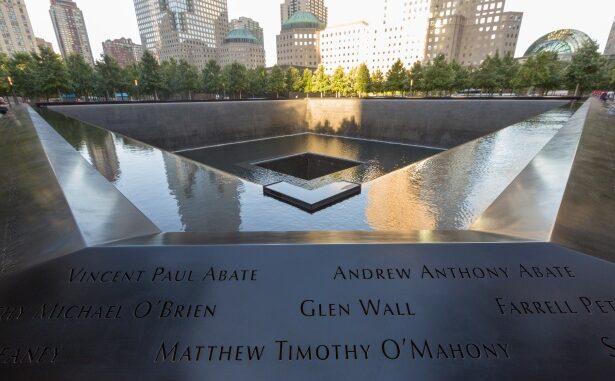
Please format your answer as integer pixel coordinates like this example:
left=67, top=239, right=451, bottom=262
left=48, top=99, right=570, bottom=151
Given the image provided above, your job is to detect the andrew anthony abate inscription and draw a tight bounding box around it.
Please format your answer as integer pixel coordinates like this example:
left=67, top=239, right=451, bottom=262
left=0, top=242, right=614, bottom=380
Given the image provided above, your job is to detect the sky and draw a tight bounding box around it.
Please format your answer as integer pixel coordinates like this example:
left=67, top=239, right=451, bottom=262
left=25, top=0, right=615, bottom=67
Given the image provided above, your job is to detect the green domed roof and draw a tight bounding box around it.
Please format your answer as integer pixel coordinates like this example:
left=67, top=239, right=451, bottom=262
left=224, top=28, right=258, bottom=44
left=282, top=11, right=325, bottom=30
left=524, top=29, right=592, bottom=60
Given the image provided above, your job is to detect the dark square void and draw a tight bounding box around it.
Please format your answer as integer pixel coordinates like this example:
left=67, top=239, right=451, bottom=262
left=255, top=153, right=361, bottom=180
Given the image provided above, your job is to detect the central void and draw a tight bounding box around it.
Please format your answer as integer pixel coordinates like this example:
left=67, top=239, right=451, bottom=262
left=255, top=153, right=361, bottom=180
left=178, top=133, right=443, bottom=188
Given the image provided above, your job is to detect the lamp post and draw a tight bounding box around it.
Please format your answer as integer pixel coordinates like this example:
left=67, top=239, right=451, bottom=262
left=7, top=76, right=18, bottom=105
left=134, top=79, right=139, bottom=101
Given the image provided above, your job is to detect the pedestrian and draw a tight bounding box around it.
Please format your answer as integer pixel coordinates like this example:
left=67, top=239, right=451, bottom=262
left=600, top=91, right=608, bottom=103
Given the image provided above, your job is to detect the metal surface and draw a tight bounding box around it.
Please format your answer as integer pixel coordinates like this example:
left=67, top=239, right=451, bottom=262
left=264, top=181, right=361, bottom=212
left=0, top=107, right=86, bottom=274
left=1, top=242, right=614, bottom=380
left=551, top=99, right=615, bottom=262
left=472, top=101, right=587, bottom=240
left=27, top=107, right=161, bottom=246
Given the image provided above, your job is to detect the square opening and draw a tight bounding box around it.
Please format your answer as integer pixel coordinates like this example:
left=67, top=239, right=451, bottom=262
left=254, top=153, right=362, bottom=180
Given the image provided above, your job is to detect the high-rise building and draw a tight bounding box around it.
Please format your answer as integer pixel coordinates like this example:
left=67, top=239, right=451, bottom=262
left=320, top=22, right=370, bottom=74
left=49, top=0, right=94, bottom=65
left=277, top=11, right=324, bottom=69
left=605, top=17, right=615, bottom=57
left=280, top=0, right=327, bottom=26
left=133, top=0, right=229, bottom=65
left=425, top=0, right=523, bottom=66
left=0, top=0, right=38, bottom=55
left=102, top=38, right=145, bottom=67
left=219, top=29, right=266, bottom=69
left=230, top=17, right=264, bottom=47
left=36, top=37, right=55, bottom=52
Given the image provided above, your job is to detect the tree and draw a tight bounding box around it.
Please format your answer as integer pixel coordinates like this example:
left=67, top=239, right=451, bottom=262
left=37, top=47, right=71, bottom=100
left=302, top=68, right=313, bottom=97
left=450, top=61, right=470, bottom=95
left=565, top=40, right=608, bottom=96
left=423, top=54, right=454, bottom=95
left=330, top=66, right=348, bottom=98
left=247, top=66, right=268, bottom=97
left=0, top=53, right=10, bottom=97
left=222, top=62, right=247, bottom=99
left=178, top=59, right=200, bottom=100
left=139, top=50, right=163, bottom=99
left=96, top=54, right=125, bottom=100
left=354, top=63, right=370, bottom=98
left=8, top=52, right=39, bottom=99
left=66, top=54, right=95, bottom=99
left=123, top=63, right=140, bottom=100
left=202, top=59, right=223, bottom=97
left=473, top=53, right=503, bottom=94
left=370, top=69, right=385, bottom=94
left=160, top=58, right=182, bottom=99
left=385, top=59, right=408, bottom=95
left=312, top=65, right=329, bottom=97
left=499, top=52, right=520, bottom=94
left=268, top=65, right=287, bottom=98
left=407, top=62, right=424, bottom=95
left=286, top=66, right=303, bottom=95
left=517, top=52, right=562, bottom=95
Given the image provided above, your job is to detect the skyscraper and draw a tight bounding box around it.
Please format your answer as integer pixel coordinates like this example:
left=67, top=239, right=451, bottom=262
left=425, top=0, right=522, bottom=66
left=230, top=17, right=264, bottom=47
left=49, top=0, right=94, bottom=65
left=280, top=0, right=327, bottom=26
left=277, top=11, right=323, bottom=69
left=0, top=0, right=38, bottom=55
left=36, top=37, right=55, bottom=53
left=133, top=0, right=229, bottom=67
left=605, top=17, right=615, bottom=57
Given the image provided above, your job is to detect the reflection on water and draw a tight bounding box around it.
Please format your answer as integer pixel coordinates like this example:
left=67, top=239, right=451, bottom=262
left=178, top=134, right=442, bottom=190
left=39, top=104, right=577, bottom=233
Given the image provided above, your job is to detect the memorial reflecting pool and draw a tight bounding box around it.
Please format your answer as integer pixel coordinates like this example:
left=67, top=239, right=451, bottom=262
left=38, top=104, right=578, bottom=233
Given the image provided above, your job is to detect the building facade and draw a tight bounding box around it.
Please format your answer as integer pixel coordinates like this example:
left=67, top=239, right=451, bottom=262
left=102, top=38, right=145, bottom=67
left=0, top=0, right=38, bottom=56
left=218, top=28, right=266, bottom=69
left=280, top=0, right=327, bottom=26
left=276, top=11, right=323, bottom=69
left=523, top=29, right=592, bottom=62
left=36, top=37, right=54, bottom=52
left=49, top=0, right=94, bottom=65
left=424, top=0, right=522, bottom=66
left=605, top=17, right=615, bottom=57
left=230, top=17, right=264, bottom=47
left=320, top=22, right=370, bottom=74
left=133, top=0, right=229, bottom=64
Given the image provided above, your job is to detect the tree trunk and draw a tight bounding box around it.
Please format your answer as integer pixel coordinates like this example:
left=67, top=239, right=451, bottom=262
left=574, top=83, right=580, bottom=98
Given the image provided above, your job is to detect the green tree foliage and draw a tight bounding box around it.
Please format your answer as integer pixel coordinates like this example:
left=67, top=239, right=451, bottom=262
left=138, top=50, right=163, bottom=99
left=8, top=52, right=39, bottom=98
left=66, top=54, right=95, bottom=98
left=247, top=66, right=268, bottom=97
left=473, top=53, right=503, bottom=94
left=0, top=53, right=12, bottom=96
left=354, top=63, right=370, bottom=97
left=37, top=47, right=71, bottom=100
left=450, top=61, right=471, bottom=94
left=423, top=54, right=454, bottom=95
left=516, top=52, right=562, bottom=95
left=302, top=68, right=313, bottom=96
left=286, top=66, right=303, bottom=93
left=202, top=59, right=223, bottom=96
left=312, top=65, right=329, bottom=97
left=222, top=62, right=247, bottom=99
left=268, top=65, right=287, bottom=98
left=385, top=59, right=408, bottom=94
left=565, top=40, right=608, bottom=96
left=178, top=59, right=200, bottom=100
left=499, top=52, right=520, bottom=93
left=370, top=69, right=385, bottom=94
left=160, top=58, right=182, bottom=99
left=407, top=62, right=424, bottom=94
left=330, top=66, right=348, bottom=98
left=96, top=55, right=126, bottom=100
